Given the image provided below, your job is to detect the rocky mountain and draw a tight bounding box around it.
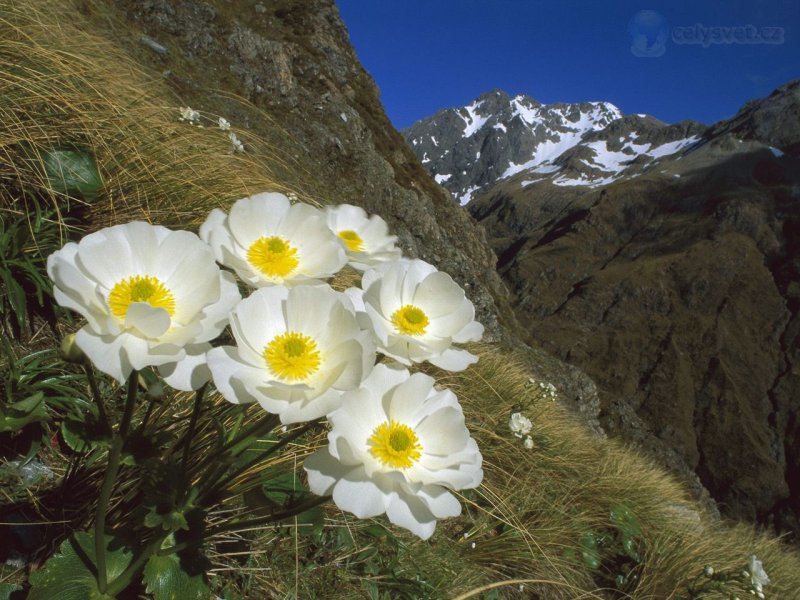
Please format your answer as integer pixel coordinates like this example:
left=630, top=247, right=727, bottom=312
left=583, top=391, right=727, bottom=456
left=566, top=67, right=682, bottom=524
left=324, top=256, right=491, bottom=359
left=402, top=89, right=705, bottom=204
left=96, top=0, right=519, bottom=343
left=410, top=83, right=800, bottom=537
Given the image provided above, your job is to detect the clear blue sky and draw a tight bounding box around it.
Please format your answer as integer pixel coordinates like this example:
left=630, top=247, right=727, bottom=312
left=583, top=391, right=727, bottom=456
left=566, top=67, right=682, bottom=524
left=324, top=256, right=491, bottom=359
left=336, top=0, right=800, bottom=129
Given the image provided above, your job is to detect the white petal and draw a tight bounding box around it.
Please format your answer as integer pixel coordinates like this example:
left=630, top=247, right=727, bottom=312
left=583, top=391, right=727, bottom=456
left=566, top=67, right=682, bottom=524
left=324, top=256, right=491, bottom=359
left=427, top=348, right=478, bottom=372
left=385, top=490, right=437, bottom=540
left=191, top=271, right=242, bottom=343
left=75, top=327, right=131, bottom=384
left=332, top=467, right=388, bottom=519
left=452, top=320, right=484, bottom=343
left=159, top=343, right=211, bottom=391
left=417, top=485, right=462, bottom=519
left=416, top=407, right=470, bottom=455
left=207, top=346, right=260, bottom=404
left=413, top=271, right=466, bottom=318
left=304, top=447, right=348, bottom=496
left=125, top=302, right=171, bottom=338
left=228, top=192, right=290, bottom=248
left=47, top=244, right=110, bottom=333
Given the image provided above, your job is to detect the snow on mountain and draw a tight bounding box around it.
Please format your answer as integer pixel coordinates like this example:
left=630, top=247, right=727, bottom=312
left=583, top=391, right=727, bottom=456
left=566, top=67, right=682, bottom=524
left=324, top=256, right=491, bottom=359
left=403, top=90, right=705, bottom=204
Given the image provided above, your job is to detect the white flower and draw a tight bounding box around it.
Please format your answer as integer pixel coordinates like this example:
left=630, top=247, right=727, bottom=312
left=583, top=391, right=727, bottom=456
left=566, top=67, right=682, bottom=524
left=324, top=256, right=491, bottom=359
left=747, top=555, right=770, bottom=593
left=509, top=412, right=532, bottom=438
left=206, top=285, right=375, bottom=424
left=47, top=222, right=241, bottom=390
left=523, top=436, right=534, bottom=449
left=304, top=364, right=483, bottom=540
left=200, top=192, right=347, bottom=288
left=324, top=204, right=401, bottom=271
left=178, top=106, right=200, bottom=124
left=346, top=259, right=483, bottom=371
left=218, top=117, right=231, bottom=131
left=228, top=131, right=244, bottom=153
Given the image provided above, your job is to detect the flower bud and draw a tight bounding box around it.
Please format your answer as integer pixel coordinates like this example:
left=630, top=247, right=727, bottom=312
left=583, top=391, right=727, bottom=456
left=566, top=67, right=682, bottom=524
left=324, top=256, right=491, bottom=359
left=59, top=333, right=87, bottom=364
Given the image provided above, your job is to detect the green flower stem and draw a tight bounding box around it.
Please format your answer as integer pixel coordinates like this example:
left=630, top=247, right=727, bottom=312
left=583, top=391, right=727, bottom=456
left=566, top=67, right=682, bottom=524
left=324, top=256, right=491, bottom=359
left=84, top=364, right=111, bottom=436
left=224, top=412, right=281, bottom=456
left=199, top=420, right=321, bottom=504
left=181, top=384, right=207, bottom=469
left=95, top=370, right=138, bottom=593
left=205, top=494, right=332, bottom=537
left=190, top=412, right=280, bottom=479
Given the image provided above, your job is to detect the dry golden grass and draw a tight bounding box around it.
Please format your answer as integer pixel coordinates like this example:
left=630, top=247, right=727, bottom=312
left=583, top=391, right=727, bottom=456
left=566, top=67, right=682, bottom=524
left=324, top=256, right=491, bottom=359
left=2, top=0, right=800, bottom=598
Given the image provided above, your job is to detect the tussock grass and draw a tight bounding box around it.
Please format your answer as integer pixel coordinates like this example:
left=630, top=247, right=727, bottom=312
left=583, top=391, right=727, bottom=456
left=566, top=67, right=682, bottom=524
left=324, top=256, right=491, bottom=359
left=2, top=0, right=800, bottom=598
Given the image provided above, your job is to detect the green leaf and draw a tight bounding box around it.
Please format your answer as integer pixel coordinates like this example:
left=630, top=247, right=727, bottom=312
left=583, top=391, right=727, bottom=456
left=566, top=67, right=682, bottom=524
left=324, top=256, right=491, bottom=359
left=28, top=532, right=134, bottom=600
left=610, top=504, right=642, bottom=537
left=579, top=531, right=601, bottom=570
left=42, top=148, right=102, bottom=201
left=61, top=412, right=111, bottom=453
left=0, top=583, right=23, bottom=600
left=142, top=552, right=209, bottom=600
left=621, top=534, right=641, bottom=562
left=0, top=392, right=47, bottom=432
left=144, top=507, right=189, bottom=532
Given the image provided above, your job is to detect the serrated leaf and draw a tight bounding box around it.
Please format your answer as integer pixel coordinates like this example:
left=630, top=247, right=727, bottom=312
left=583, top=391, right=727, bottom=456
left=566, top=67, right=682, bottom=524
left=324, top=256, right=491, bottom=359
left=61, top=412, right=110, bottom=453
left=0, top=392, right=47, bottom=432
left=144, top=507, right=189, bottom=532
left=28, top=532, right=133, bottom=600
left=143, top=552, right=209, bottom=600
left=42, top=149, right=102, bottom=201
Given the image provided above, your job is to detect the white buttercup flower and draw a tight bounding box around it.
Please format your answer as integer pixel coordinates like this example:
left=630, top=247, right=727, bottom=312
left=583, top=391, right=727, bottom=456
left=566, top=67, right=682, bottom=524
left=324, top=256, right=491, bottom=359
left=509, top=412, right=532, bottom=438
left=747, top=555, right=770, bottom=593
left=47, top=221, right=241, bottom=390
left=206, top=285, right=375, bottom=424
left=347, top=259, right=483, bottom=371
left=304, top=364, right=483, bottom=540
left=200, top=192, right=346, bottom=287
left=324, top=204, right=401, bottom=271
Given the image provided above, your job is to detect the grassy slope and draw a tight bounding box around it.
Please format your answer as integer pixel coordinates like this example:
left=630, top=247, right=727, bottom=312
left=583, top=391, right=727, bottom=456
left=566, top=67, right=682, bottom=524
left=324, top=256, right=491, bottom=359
left=1, top=0, right=800, bottom=598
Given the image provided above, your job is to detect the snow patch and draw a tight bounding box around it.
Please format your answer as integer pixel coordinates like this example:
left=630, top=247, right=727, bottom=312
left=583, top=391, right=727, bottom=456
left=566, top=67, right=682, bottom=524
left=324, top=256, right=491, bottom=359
left=459, top=185, right=481, bottom=206
left=459, top=100, right=489, bottom=137
left=434, top=173, right=452, bottom=184
left=646, top=136, right=699, bottom=159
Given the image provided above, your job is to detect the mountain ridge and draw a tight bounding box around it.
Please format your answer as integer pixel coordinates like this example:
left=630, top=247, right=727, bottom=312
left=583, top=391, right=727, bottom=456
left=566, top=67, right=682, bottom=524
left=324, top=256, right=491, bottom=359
left=402, top=89, right=706, bottom=204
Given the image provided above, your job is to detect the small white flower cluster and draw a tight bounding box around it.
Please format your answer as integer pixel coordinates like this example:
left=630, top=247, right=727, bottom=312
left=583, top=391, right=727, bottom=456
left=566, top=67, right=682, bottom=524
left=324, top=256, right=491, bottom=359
left=178, top=106, right=200, bottom=124
left=509, top=412, right=534, bottom=449
left=744, top=554, right=770, bottom=599
left=47, top=192, right=485, bottom=540
left=528, top=377, right=557, bottom=400
left=177, top=107, right=243, bottom=153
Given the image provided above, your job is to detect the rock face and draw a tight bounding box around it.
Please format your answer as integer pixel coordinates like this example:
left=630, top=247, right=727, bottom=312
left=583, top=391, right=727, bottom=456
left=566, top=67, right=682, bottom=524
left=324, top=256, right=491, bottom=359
left=462, top=85, right=800, bottom=536
left=101, top=0, right=514, bottom=342
left=402, top=90, right=704, bottom=204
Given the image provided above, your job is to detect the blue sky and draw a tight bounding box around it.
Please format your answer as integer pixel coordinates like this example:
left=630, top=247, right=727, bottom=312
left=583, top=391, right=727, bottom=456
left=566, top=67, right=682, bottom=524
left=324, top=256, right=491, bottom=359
left=336, top=1, right=800, bottom=129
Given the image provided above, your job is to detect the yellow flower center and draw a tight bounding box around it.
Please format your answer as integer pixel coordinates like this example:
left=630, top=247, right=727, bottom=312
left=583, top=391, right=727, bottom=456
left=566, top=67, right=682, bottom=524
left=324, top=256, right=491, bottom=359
left=368, top=421, right=422, bottom=469
left=391, top=305, right=429, bottom=336
left=337, top=230, right=364, bottom=252
left=247, top=236, right=299, bottom=278
left=264, top=331, right=321, bottom=381
left=108, top=275, right=175, bottom=319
